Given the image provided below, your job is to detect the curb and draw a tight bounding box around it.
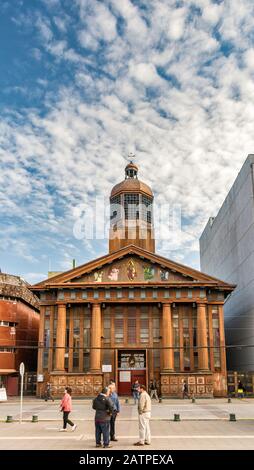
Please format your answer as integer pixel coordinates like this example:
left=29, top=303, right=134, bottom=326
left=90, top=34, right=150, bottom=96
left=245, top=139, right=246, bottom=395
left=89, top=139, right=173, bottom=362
left=1, top=417, right=254, bottom=423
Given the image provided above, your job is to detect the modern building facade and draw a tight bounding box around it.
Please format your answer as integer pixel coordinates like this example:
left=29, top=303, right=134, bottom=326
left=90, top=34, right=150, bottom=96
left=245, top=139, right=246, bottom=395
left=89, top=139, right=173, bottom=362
left=200, top=154, right=254, bottom=372
left=0, top=273, right=40, bottom=395
left=32, top=162, right=234, bottom=398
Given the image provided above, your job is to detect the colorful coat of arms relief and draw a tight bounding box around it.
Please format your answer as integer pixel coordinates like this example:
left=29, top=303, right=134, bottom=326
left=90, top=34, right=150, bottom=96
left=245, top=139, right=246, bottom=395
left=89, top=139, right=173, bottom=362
left=160, top=269, right=169, bottom=281
left=108, top=267, right=120, bottom=281
left=127, top=259, right=137, bottom=281
left=143, top=266, right=155, bottom=281
left=94, top=271, right=103, bottom=282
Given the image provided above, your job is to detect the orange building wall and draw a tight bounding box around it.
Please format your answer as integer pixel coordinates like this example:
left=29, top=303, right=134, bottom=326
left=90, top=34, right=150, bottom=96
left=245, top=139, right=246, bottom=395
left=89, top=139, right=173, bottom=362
left=0, top=300, right=39, bottom=373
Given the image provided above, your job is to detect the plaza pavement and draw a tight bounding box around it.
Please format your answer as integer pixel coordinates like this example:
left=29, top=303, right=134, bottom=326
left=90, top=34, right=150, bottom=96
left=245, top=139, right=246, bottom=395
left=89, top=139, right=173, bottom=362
left=0, top=397, right=254, bottom=450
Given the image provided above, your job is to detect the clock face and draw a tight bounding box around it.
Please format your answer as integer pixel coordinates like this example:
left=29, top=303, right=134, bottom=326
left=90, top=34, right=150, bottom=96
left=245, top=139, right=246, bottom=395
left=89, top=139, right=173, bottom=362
left=128, top=356, right=136, bottom=367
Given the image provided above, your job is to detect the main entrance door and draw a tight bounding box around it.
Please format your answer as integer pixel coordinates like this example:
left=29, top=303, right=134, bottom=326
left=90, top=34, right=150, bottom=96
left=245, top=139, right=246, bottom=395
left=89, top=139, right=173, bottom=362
left=117, top=350, right=146, bottom=395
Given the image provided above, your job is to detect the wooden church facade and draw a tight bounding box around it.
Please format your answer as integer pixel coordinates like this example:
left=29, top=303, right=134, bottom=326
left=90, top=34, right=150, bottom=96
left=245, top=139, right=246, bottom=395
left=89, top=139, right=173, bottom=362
left=32, top=162, right=235, bottom=397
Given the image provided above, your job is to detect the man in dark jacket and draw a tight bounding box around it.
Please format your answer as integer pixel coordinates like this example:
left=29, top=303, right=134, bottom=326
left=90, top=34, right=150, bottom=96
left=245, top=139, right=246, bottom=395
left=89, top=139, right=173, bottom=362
left=92, top=387, right=114, bottom=448
left=149, top=379, right=159, bottom=402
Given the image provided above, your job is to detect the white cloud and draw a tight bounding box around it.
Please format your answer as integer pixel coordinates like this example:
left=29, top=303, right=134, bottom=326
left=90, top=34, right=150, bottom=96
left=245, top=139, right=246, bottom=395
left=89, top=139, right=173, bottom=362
left=78, top=0, right=117, bottom=49
left=129, top=62, right=163, bottom=86
left=244, top=48, right=254, bottom=70
left=36, top=15, right=53, bottom=42
left=3, top=0, right=254, bottom=275
left=202, top=3, right=223, bottom=25
left=167, top=7, right=187, bottom=41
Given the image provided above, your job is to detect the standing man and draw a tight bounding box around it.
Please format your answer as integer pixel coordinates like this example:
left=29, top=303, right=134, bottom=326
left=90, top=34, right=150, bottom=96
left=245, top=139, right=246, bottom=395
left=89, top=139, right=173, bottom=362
left=108, top=382, right=120, bottom=442
left=45, top=382, right=54, bottom=402
left=92, top=387, right=114, bottom=448
left=132, top=379, right=140, bottom=405
left=133, top=385, right=151, bottom=446
left=149, top=379, right=159, bottom=402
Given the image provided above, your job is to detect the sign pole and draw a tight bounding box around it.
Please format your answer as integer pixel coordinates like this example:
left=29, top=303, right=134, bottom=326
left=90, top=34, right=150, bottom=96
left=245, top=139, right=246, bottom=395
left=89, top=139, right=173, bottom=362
left=19, top=363, right=25, bottom=424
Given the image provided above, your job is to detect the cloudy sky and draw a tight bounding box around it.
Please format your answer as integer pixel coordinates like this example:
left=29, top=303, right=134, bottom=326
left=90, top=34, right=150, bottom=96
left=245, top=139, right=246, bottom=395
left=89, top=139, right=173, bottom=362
left=1, top=0, right=254, bottom=284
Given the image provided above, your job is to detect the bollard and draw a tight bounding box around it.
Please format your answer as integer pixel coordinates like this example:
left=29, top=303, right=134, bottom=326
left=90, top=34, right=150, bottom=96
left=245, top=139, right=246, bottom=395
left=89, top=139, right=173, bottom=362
left=32, top=415, right=38, bottom=423
left=6, top=415, right=13, bottom=423
left=192, top=397, right=196, bottom=403
left=125, top=398, right=129, bottom=404
left=228, top=398, right=232, bottom=403
left=159, top=398, right=162, bottom=403
left=229, top=413, right=236, bottom=422
left=174, top=413, right=180, bottom=422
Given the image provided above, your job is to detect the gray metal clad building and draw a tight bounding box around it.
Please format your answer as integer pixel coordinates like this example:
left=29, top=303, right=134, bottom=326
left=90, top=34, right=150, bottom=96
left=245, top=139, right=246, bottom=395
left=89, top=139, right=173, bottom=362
left=200, top=154, right=254, bottom=371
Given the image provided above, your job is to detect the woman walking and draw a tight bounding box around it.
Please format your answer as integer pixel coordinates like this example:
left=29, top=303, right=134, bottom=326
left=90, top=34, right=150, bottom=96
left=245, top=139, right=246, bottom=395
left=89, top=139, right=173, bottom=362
left=59, top=387, right=77, bottom=432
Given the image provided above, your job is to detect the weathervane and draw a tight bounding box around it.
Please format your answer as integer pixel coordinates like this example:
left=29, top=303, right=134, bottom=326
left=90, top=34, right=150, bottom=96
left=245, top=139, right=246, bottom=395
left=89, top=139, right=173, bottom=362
left=127, top=151, right=136, bottom=164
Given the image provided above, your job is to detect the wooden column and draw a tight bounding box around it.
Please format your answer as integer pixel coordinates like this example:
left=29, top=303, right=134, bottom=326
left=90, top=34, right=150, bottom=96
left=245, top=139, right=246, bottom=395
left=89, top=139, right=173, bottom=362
left=90, top=303, right=102, bottom=372
left=68, top=308, right=74, bottom=372
left=179, top=306, right=184, bottom=371
left=197, top=303, right=209, bottom=371
left=38, top=306, right=45, bottom=374
left=208, top=305, right=214, bottom=371
left=162, top=303, right=174, bottom=371
left=218, top=304, right=227, bottom=374
left=48, top=306, right=54, bottom=372
left=55, top=304, right=66, bottom=371
left=79, top=307, right=84, bottom=372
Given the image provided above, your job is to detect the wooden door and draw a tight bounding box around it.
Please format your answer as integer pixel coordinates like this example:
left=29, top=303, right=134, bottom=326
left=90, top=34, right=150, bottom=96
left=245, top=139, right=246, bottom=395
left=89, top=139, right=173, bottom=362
left=118, top=370, right=132, bottom=395
left=131, top=370, right=146, bottom=388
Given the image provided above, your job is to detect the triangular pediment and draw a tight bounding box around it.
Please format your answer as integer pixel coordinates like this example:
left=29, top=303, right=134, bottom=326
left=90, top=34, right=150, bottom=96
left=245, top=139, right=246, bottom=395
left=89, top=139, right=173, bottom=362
left=33, top=245, right=234, bottom=289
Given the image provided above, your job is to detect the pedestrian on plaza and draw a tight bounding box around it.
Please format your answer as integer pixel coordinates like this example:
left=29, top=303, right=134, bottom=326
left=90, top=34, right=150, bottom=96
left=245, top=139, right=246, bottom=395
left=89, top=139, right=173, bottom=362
left=237, top=381, right=245, bottom=398
left=108, top=382, right=120, bottom=442
left=133, top=384, right=151, bottom=446
left=44, top=382, right=54, bottom=402
left=132, top=379, right=140, bottom=405
left=59, top=387, right=77, bottom=432
left=149, top=379, right=159, bottom=402
left=182, top=380, right=189, bottom=399
left=92, top=386, right=114, bottom=448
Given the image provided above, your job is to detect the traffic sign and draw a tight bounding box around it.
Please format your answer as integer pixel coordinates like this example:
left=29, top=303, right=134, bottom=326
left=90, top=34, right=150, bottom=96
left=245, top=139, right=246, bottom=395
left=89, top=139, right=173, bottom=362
left=19, top=362, right=25, bottom=376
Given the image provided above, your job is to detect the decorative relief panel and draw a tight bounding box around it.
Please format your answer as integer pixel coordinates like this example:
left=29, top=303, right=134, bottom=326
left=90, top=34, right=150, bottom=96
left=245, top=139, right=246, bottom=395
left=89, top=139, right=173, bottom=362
left=59, top=376, right=66, bottom=386
left=169, top=385, right=178, bottom=394
left=73, top=256, right=195, bottom=284
left=197, top=377, right=205, bottom=385
left=48, top=374, right=103, bottom=396
left=160, top=374, right=214, bottom=397
left=188, top=386, right=196, bottom=395
left=170, top=377, right=178, bottom=385
left=197, top=385, right=205, bottom=394
left=161, top=385, right=169, bottom=394
left=84, top=385, right=93, bottom=394
left=161, top=376, right=169, bottom=385
left=206, top=376, right=214, bottom=385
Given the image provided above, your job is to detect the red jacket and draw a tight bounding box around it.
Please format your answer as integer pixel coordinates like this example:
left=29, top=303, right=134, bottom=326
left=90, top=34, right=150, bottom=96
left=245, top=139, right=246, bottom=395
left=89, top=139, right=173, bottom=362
left=60, top=393, right=72, bottom=412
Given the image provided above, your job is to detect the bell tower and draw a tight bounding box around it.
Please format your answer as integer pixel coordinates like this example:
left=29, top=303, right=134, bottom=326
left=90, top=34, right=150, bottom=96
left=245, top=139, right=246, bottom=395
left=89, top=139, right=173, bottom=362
left=109, top=160, right=155, bottom=253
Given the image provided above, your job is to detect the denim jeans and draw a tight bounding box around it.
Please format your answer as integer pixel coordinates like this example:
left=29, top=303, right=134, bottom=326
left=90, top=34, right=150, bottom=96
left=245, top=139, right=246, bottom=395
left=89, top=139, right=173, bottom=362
left=95, top=421, right=110, bottom=446
left=110, top=411, right=117, bottom=439
left=133, top=391, right=139, bottom=404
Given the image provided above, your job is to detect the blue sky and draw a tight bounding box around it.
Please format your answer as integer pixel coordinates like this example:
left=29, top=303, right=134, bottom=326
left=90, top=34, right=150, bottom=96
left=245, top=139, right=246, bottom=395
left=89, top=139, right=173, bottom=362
left=1, top=0, right=254, bottom=284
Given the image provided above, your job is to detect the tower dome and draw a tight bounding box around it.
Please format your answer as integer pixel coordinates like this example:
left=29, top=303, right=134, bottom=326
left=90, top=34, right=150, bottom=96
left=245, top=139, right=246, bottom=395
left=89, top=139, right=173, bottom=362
left=110, top=162, right=153, bottom=199
left=109, top=161, right=155, bottom=253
